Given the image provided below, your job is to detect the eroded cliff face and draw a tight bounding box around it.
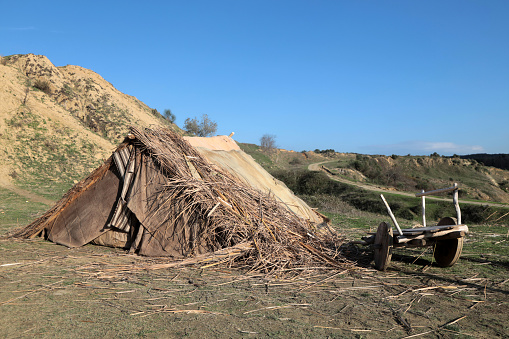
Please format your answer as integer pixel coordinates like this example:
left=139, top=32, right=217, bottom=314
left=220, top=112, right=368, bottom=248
left=0, top=54, right=174, bottom=187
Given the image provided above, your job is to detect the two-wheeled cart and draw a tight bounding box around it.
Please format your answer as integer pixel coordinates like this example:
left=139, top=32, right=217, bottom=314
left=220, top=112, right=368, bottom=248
left=358, top=183, right=469, bottom=270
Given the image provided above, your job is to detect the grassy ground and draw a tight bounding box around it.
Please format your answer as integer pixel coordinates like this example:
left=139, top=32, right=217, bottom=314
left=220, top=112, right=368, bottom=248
left=1, top=188, right=507, bottom=338
left=0, top=187, right=48, bottom=234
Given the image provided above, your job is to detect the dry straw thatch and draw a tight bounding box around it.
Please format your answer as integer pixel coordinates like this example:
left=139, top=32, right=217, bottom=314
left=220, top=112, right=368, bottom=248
left=11, top=127, right=352, bottom=274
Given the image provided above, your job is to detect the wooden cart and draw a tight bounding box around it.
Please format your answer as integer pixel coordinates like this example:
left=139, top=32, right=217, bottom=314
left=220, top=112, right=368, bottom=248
left=358, top=184, right=469, bottom=271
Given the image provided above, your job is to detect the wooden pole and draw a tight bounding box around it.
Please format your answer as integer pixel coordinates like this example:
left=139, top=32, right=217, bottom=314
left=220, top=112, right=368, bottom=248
left=415, top=185, right=458, bottom=197
left=453, top=183, right=462, bottom=224
left=380, top=194, right=403, bottom=235
left=421, top=189, right=426, bottom=227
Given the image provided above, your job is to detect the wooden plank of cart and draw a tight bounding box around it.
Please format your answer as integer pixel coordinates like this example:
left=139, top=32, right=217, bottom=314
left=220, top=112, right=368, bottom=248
left=357, top=183, right=469, bottom=271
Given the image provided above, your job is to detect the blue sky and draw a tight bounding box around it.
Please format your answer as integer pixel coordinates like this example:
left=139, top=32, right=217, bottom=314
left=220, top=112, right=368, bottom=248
left=2, top=1, right=508, bottom=155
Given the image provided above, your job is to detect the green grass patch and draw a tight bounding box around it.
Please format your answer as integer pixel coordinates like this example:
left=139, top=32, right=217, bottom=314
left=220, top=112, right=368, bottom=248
left=237, top=142, right=274, bottom=169
left=5, top=110, right=103, bottom=200
left=0, top=187, right=48, bottom=233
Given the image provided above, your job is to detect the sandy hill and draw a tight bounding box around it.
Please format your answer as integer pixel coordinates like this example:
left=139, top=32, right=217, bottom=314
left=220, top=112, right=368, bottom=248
left=0, top=54, right=174, bottom=197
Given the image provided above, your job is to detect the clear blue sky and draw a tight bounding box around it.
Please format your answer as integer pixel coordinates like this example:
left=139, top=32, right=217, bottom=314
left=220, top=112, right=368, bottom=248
left=2, top=1, right=508, bottom=155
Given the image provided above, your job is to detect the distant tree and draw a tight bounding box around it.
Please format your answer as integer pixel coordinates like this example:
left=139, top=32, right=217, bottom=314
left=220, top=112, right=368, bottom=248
left=314, top=149, right=336, bottom=157
left=199, top=114, right=217, bottom=137
left=164, top=109, right=176, bottom=123
left=260, top=134, right=277, bottom=153
left=183, top=117, right=200, bottom=136
left=184, top=114, right=217, bottom=137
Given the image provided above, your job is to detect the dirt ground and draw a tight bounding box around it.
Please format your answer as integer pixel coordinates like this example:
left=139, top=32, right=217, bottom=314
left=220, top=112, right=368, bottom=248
left=0, top=236, right=507, bottom=338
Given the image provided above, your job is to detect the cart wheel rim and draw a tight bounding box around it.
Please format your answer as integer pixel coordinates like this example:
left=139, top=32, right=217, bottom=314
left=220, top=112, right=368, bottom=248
left=437, top=217, right=458, bottom=226
left=434, top=237, right=464, bottom=267
left=374, top=222, right=393, bottom=271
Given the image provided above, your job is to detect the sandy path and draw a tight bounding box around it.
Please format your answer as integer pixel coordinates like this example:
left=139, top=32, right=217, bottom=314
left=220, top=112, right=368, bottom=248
left=0, top=177, right=55, bottom=206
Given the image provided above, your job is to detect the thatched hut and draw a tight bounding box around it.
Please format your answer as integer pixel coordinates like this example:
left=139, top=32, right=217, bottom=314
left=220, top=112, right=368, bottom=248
left=12, top=127, right=345, bottom=272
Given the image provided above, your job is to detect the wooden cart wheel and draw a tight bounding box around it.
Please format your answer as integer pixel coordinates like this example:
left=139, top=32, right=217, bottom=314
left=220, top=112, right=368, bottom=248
left=374, top=222, right=393, bottom=271
left=437, top=217, right=458, bottom=226
left=434, top=217, right=463, bottom=267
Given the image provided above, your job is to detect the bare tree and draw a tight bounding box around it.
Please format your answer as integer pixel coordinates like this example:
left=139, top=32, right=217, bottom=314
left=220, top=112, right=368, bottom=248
left=184, top=114, right=217, bottom=137
left=260, top=134, right=277, bottom=153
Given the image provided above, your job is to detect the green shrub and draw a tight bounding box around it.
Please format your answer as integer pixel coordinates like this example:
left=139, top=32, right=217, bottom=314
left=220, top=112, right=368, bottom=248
left=33, top=79, right=51, bottom=94
left=461, top=204, right=490, bottom=224
left=184, top=114, right=217, bottom=137
left=62, top=83, right=74, bottom=97
left=272, top=170, right=349, bottom=196
left=289, top=157, right=303, bottom=165
left=499, top=180, right=509, bottom=192
left=273, top=167, right=509, bottom=224
left=164, top=109, right=176, bottom=123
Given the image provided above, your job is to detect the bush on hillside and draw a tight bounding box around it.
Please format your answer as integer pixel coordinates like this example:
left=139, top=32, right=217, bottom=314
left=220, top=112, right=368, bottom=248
left=33, top=79, right=51, bottom=94
left=272, top=170, right=349, bottom=196
left=289, top=157, right=303, bottom=165
left=272, top=168, right=478, bottom=222
left=164, top=109, right=176, bottom=123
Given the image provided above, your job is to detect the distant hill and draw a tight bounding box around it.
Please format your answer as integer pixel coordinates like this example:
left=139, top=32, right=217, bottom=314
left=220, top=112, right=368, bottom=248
left=0, top=54, right=176, bottom=199
left=243, top=144, right=509, bottom=204
left=319, top=153, right=509, bottom=204
left=461, top=154, right=509, bottom=171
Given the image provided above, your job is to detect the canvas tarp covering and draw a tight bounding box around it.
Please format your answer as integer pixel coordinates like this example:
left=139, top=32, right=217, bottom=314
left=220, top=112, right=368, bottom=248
left=46, top=166, right=120, bottom=247
left=185, top=135, right=323, bottom=224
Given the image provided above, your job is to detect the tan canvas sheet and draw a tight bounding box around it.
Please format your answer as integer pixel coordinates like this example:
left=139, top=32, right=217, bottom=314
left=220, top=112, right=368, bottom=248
left=186, top=136, right=323, bottom=224
left=184, top=135, right=240, bottom=151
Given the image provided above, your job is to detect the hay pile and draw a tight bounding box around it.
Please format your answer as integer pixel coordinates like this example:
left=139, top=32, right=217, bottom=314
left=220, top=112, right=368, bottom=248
left=12, top=127, right=351, bottom=273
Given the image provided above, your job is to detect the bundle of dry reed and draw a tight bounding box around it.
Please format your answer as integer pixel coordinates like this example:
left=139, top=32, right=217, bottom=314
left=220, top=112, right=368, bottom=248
left=130, top=127, right=350, bottom=272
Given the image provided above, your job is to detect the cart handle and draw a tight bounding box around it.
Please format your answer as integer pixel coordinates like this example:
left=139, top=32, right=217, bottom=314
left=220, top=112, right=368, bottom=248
left=415, top=184, right=458, bottom=197
left=415, top=183, right=461, bottom=225
left=380, top=194, right=403, bottom=236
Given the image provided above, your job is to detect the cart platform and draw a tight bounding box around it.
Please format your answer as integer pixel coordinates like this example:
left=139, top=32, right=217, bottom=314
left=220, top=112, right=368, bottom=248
left=356, top=184, right=469, bottom=270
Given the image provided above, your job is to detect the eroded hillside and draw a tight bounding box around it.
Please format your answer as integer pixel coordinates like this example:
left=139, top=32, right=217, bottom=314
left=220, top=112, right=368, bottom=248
left=323, top=153, right=509, bottom=203
left=0, top=54, right=174, bottom=197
